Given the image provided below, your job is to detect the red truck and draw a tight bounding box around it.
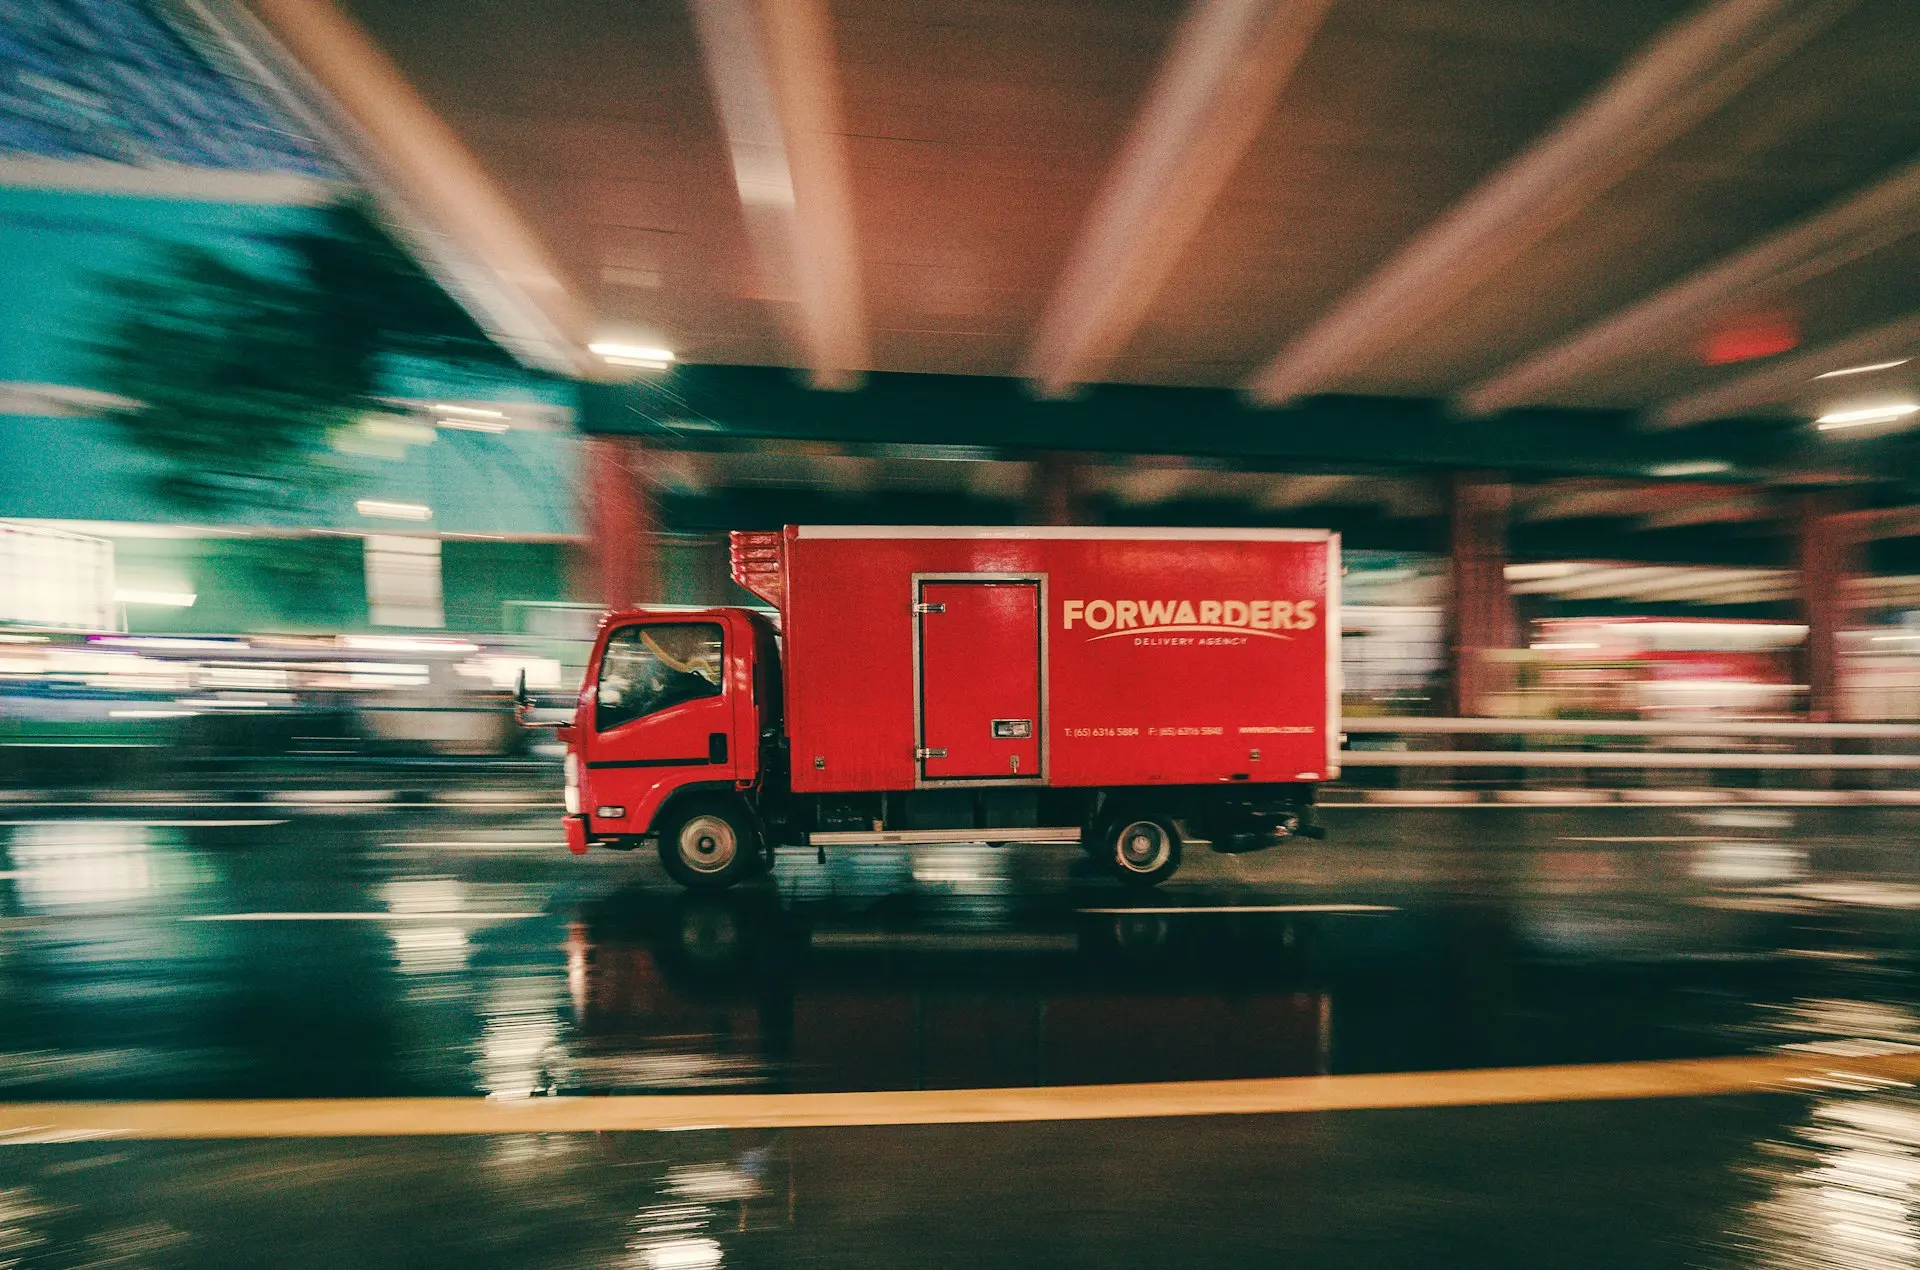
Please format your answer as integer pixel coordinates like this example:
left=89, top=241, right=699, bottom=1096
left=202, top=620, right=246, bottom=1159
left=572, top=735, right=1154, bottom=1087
left=539, top=525, right=1340, bottom=889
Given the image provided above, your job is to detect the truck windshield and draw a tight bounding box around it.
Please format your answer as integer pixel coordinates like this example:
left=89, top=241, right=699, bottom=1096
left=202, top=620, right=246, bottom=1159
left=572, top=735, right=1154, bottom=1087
left=596, top=622, right=724, bottom=731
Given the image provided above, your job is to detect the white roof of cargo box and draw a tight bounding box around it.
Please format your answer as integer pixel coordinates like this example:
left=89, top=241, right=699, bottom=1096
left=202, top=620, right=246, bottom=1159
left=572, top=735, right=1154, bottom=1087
left=793, top=526, right=1335, bottom=541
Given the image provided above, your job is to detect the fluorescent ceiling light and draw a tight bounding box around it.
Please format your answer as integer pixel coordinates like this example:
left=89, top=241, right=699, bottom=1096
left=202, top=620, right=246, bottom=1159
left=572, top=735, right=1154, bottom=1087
left=432, top=404, right=506, bottom=418
left=436, top=417, right=511, bottom=433
left=113, top=588, right=196, bottom=607
left=1814, top=359, right=1910, bottom=380
left=363, top=418, right=435, bottom=444
left=589, top=342, right=675, bottom=366
left=1815, top=403, right=1920, bottom=430
left=1647, top=460, right=1731, bottom=477
left=356, top=499, right=433, bottom=520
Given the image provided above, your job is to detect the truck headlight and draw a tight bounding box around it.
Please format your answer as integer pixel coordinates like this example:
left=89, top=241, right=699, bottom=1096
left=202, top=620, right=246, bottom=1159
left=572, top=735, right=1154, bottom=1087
left=563, top=751, right=580, bottom=815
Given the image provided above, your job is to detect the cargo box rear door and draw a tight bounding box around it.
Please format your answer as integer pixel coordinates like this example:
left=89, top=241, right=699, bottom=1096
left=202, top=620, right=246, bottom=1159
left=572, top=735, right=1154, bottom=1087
left=916, top=578, right=1042, bottom=782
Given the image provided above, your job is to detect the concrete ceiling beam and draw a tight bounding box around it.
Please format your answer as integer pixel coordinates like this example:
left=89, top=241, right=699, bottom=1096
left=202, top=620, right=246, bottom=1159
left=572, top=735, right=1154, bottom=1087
left=1022, top=0, right=1334, bottom=397
left=688, top=0, right=868, bottom=389
left=1521, top=483, right=1654, bottom=522
left=1650, top=574, right=1797, bottom=602
left=1248, top=0, right=1855, bottom=405
left=1611, top=567, right=1786, bottom=601
left=1525, top=565, right=1683, bottom=599
left=1254, top=471, right=1357, bottom=510
left=1463, top=147, right=1920, bottom=415
left=209, top=0, right=588, bottom=374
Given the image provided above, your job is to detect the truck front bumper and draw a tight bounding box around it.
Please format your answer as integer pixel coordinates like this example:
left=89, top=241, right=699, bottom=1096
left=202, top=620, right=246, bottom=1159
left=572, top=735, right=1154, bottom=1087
left=563, top=813, right=591, bottom=855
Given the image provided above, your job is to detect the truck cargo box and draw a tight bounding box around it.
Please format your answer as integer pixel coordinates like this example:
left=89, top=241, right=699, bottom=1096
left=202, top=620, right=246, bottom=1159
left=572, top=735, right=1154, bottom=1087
left=742, top=526, right=1340, bottom=794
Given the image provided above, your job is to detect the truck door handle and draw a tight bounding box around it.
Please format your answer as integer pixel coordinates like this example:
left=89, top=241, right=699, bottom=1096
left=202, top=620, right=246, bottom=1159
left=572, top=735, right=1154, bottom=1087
left=708, top=732, right=728, bottom=763
left=915, top=747, right=947, bottom=760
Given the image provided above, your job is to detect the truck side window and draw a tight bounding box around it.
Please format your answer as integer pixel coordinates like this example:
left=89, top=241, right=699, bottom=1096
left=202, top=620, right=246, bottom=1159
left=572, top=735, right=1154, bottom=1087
left=596, top=622, right=724, bottom=731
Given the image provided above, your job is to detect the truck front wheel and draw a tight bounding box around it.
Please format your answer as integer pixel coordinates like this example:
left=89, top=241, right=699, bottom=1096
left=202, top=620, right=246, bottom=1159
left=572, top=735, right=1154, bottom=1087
left=657, top=797, right=760, bottom=890
left=1104, top=815, right=1181, bottom=887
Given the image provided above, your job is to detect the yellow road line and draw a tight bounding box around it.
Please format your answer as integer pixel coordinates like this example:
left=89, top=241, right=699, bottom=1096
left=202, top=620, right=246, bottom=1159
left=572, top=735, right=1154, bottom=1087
left=2, top=1051, right=1917, bottom=1140
left=1074, top=904, right=1397, bottom=915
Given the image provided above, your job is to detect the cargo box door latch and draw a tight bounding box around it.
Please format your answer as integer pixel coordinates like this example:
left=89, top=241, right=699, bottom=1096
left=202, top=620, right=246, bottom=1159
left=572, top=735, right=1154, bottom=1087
left=912, top=602, right=945, bottom=615
left=915, top=746, right=948, bottom=760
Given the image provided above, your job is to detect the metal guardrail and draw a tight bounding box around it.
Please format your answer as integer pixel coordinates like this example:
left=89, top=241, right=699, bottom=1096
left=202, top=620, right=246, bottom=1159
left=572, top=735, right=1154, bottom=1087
left=1344, top=716, right=1920, bottom=740
left=1341, top=750, right=1920, bottom=769
left=1336, top=716, right=1920, bottom=781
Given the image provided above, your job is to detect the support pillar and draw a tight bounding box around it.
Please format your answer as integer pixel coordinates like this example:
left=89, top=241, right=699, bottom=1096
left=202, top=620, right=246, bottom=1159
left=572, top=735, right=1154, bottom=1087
left=1448, top=474, right=1518, bottom=717
left=1030, top=452, right=1083, bottom=526
left=1797, top=493, right=1857, bottom=721
left=579, top=435, right=659, bottom=610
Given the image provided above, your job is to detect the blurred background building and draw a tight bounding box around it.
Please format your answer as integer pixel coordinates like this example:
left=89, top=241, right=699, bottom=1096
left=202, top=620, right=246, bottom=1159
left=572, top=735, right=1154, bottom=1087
left=12, top=0, right=1920, bottom=758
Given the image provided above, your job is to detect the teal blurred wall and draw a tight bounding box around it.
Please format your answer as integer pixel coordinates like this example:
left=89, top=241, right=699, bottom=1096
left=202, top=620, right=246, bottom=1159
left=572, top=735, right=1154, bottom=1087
left=0, top=186, right=587, bottom=635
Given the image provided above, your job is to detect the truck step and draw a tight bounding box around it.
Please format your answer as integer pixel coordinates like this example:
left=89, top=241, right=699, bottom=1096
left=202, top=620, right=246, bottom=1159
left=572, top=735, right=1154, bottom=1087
left=807, top=826, right=1084, bottom=847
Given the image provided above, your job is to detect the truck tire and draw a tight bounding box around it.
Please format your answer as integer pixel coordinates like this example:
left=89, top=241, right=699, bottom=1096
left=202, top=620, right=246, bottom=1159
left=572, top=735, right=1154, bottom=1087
left=1103, top=814, right=1181, bottom=887
left=657, top=797, right=760, bottom=891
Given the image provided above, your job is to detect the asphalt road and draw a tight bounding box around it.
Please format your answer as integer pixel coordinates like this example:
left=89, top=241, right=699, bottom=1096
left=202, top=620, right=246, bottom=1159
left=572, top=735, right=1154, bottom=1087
left=0, top=795, right=1916, bottom=1266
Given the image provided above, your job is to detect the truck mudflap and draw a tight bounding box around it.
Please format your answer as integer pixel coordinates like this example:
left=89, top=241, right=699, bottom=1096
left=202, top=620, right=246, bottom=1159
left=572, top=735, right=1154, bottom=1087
left=563, top=814, right=591, bottom=856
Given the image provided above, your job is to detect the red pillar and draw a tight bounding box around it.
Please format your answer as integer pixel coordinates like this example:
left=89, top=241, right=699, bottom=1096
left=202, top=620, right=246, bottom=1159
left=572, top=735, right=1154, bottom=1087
left=1030, top=452, right=1082, bottom=526
left=1449, top=474, right=1518, bottom=717
left=579, top=435, right=659, bottom=610
left=1797, top=493, right=1856, bottom=721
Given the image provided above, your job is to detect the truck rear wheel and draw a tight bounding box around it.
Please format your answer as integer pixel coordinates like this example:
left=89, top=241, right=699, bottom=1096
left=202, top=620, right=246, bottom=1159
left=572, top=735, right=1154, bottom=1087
left=1104, top=815, right=1181, bottom=887
left=657, top=798, right=760, bottom=890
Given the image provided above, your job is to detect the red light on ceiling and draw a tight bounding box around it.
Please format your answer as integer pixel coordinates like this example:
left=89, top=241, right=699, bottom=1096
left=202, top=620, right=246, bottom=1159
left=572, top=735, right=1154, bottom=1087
left=1701, top=317, right=1799, bottom=366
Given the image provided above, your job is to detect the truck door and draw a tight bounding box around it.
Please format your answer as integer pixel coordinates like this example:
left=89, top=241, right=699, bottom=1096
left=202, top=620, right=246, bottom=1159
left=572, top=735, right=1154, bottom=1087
left=584, top=619, right=739, bottom=830
left=917, top=579, right=1042, bottom=781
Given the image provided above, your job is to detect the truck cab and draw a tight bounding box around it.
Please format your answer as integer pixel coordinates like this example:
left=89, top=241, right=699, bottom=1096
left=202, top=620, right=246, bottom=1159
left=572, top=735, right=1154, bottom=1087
left=563, top=607, right=781, bottom=886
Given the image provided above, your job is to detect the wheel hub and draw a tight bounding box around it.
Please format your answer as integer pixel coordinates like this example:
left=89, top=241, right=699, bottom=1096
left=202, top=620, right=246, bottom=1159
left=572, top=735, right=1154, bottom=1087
left=678, top=814, right=737, bottom=873
left=1116, top=820, right=1170, bottom=872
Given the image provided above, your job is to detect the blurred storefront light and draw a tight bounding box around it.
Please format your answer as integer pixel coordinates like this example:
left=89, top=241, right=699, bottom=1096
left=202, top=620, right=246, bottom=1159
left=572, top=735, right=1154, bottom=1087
left=1, top=523, right=115, bottom=628
left=344, top=635, right=478, bottom=653
left=355, top=499, right=433, bottom=520
left=6, top=823, right=155, bottom=909
left=1647, top=460, right=1731, bottom=477
left=112, top=588, right=195, bottom=607
left=459, top=654, right=561, bottom=689
left=363, top=536, right=444, bottom=627
left=94, top=636, right=244, bottom=651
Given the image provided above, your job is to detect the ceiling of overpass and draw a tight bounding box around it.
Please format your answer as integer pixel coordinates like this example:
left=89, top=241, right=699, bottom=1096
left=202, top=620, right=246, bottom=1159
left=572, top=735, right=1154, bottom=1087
left=233, top=0, right=1920, bottom=427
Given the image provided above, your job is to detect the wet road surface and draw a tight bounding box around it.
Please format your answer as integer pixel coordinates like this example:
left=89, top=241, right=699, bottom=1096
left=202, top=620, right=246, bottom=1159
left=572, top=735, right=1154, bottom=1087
left=1, top=797, right=1918, bottom=1265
